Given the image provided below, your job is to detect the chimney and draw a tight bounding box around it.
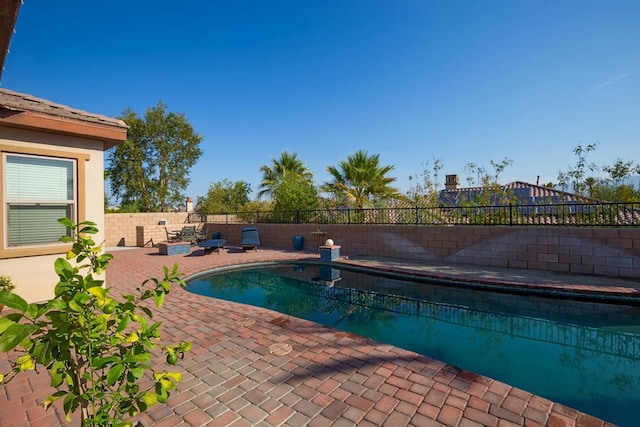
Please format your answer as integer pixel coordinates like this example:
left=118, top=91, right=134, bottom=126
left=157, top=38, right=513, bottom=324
left=186, top=197, right=193, bottom=213
left=445, top=174, right=460, bottom=190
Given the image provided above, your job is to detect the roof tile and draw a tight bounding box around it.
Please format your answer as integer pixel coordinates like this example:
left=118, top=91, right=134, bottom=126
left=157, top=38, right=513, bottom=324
left=0, top=88, right=127, bottom=129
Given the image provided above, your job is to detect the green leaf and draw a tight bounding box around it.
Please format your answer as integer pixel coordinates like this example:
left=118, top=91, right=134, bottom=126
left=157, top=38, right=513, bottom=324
left=152, top=290, right=165, bottom=308
left=16, top=355, right=35, bottom=371
left=0, top=291, right=28, bottom=312
left=50, top=361, right=66, bottom=387
left=129, top=367, right=145, bottom=379
left=0, top=323, right=38, bottom=352
left=57, top=217, right=75, bottom=228
left=0, top=317, right=16, bottom=334
left=42, top=390, right=67, bottom=411
left=62, top=392, right=80, bottom=419
left=92, top=355, right=119, bottom=369
left=54, top=257, right=74, bottom=276
left=78, top=225, right=99, bottom=235
left=116, top=315, right=130, bottom=332
left=47, top=299, right=67, bottom=310
left=107, top=364, right=125, bottom=386
left=139, top=306, right=153, bottom=318
left=141, top=391, right=158, bottom=407
left=129, top=353, right=151, bottom=362
left=68, top=300, right=83, bottom=312
left=32, top=340, right=54, bottom=365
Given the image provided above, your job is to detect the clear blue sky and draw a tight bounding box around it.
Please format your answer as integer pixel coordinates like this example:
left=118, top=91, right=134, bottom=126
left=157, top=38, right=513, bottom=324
left=3, top=1, right=639, bottom=201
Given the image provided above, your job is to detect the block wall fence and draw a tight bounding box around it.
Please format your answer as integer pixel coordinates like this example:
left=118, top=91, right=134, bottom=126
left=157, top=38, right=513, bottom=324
left=105, top=214, right=640, bottom=279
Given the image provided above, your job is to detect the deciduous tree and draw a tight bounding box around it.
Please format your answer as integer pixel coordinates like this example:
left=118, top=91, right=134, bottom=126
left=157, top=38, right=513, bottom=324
left=107, top=102, right=203, bottom=212
left=272, top=174, right=319, bottom=212
left=196, top=180, right=252, bottom=214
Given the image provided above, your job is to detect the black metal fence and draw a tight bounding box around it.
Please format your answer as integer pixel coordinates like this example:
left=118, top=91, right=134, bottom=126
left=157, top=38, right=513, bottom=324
left=203, top=201, right=640, bottom=227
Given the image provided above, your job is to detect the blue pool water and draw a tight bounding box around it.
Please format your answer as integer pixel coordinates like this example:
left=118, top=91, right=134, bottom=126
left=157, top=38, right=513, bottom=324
left=186, top=263, right=640, bottom=426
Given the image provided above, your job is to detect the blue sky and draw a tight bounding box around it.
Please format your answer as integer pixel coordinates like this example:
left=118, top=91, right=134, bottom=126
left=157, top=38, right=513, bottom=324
left=3, top=1, right=639, bottom=201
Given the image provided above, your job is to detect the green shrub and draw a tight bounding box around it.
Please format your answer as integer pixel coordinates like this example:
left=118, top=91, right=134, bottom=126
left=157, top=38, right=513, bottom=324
left=0, top=218, right=190, bottom=426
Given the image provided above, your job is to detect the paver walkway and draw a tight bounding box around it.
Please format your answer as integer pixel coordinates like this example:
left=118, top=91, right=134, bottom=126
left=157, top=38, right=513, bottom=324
left=1, top=244, right=628, bottom=426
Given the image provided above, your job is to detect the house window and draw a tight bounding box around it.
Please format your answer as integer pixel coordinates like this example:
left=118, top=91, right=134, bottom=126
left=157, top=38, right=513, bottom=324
left=4, top=153, right=75, bottom=246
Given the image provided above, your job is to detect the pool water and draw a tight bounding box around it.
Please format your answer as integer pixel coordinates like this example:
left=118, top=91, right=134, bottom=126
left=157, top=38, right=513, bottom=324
left=186, top=264, right=640, bottom=426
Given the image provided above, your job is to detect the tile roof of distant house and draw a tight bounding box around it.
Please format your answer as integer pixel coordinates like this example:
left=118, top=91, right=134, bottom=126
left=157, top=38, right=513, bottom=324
left=440, top=180, right=595, bottom=202
left=0, top=88, right=127, bottom=129
left=502, top=181, right=593, bottom=201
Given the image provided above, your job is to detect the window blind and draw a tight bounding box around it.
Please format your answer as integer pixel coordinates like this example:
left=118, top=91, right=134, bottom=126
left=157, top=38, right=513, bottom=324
left=5, top=154, right=76, bottom=246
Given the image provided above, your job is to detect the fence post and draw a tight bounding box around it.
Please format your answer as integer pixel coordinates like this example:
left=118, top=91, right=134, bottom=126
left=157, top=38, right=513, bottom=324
left=610, top=204, right=613, bottom=226
left=509, top=203, right=513, bottom=226
left=348, top=208, right=351, bottom=224
left=415, top=207, right=419, bottom=225
left=296, top=210, right=300, bottom=223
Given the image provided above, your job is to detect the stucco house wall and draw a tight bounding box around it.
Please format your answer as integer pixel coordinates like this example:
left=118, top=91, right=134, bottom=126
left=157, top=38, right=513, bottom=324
left=0, top=89, right=126, bottom=302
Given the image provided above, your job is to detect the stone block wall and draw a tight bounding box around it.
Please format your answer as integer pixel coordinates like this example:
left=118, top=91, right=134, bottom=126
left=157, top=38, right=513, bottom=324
left=105, top=212, right=190, bottom=247
left=210, top=224, right=640, bottom=279
left=103, top=215, right=640, bottom=279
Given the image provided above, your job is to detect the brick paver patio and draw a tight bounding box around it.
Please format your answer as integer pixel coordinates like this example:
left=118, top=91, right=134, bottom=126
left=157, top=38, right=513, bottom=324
left=1, top=244, right=626, bottom=426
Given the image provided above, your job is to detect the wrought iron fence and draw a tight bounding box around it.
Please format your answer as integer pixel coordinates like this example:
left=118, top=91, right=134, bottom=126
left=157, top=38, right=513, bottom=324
left=203, top=201, right=640, bottom=227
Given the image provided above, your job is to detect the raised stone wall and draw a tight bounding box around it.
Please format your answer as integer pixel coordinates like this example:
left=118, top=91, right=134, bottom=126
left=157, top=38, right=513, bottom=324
left=105, top=212, right=190, bottom=247
left=104, top=216, right=640, bottom=279
left=209, top=224, right=640, bottom=279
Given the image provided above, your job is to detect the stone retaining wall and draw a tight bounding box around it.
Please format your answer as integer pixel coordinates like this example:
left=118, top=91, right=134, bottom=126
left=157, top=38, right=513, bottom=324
left=105, top=212, right=190, bottom=247
left=211, top=224, right=640, bottom=279
left=104, top=214, right=640, bottom=279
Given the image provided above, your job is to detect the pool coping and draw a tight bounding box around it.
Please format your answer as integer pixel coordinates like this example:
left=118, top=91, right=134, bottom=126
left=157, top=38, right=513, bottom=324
left=185, top=258, right=640, bottom=306
left=336, top=257, right=640, bottom=303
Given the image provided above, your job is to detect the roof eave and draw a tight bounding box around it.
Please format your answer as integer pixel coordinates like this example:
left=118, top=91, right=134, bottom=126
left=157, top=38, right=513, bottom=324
left=0, top=108, right=127, bottom=150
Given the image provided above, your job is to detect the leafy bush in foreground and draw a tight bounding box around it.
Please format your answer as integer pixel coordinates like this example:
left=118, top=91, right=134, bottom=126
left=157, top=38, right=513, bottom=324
left=0, top=218, right=190, bottom=426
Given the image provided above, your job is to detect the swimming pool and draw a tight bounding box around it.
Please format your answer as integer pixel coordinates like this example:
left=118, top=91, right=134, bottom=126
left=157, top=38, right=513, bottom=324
left=186, top=263, right=640, bottom=426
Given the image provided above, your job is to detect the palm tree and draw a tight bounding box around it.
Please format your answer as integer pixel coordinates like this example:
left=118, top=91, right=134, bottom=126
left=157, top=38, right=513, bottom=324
left=321, top=150, right=402, bottom=208
left=258, top=151, right=313, bottom=199
left=584, top=176, right=598, bottom=198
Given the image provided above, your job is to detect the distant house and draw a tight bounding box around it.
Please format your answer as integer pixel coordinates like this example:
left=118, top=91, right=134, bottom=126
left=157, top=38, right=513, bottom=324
left=0, top=88, right=127, bottom=302
left=439, top=174, right=592, bottom=207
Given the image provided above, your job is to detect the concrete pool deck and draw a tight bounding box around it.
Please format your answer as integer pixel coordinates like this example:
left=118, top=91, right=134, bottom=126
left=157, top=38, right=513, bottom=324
left=2, top=244, right=634, bottom=426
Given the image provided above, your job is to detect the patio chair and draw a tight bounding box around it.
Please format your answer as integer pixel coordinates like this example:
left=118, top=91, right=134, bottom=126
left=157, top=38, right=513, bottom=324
left=241, top=227, right=260, bottom=252
left=180, top=226, right=197, bottom=245
left=194, top=223, right=207, bottom=242
left=164, top=227, right=180, bottom=242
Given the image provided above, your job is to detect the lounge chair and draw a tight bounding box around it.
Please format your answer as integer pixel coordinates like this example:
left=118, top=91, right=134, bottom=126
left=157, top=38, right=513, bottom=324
left=241, top=227, right=260, bottom=252
left=198, top=238, right=226, bottom=255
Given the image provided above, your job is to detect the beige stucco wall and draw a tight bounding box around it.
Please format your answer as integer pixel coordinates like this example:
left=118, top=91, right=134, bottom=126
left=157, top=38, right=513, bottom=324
left=0, top=127, right=107, bottom=302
